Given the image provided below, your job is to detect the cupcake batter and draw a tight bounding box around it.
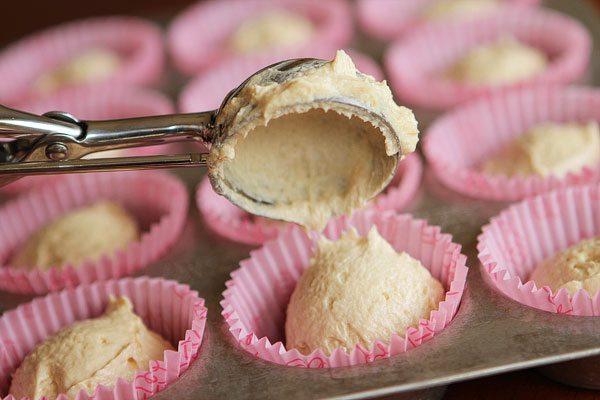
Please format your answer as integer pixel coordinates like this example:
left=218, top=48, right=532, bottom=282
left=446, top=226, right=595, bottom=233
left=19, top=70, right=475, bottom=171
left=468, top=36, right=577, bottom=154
left=34, top=48, right=121, bottom=94
left=285, top=227, right=444, bottom=356
left=11, top=201, right=139, bottom=271
left=530, top=237, right=600, bottom=297
left=481, top=121, right=600, bottom=178
left=228, top=9, right=315, bottom=53
left=447, top=36, right=547, bottom=85
left=422, top=0, right=497, bottom=20
left=209, top=50, right=419, bottom=231
left=9, top=296, right=174, bottom=400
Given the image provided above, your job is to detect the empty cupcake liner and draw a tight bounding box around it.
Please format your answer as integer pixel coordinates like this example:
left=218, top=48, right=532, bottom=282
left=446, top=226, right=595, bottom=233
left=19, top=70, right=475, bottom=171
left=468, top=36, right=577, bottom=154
left=0, top=16, right=164, bottom=106
left=178, top=48, right=384, bottom=113
left=2, top=85, right=176, bottom=194
left=356, top=0, right=541, bottom=41
left=196, top=152, right=421, bottom=246
left=0, top=276, right=207, bottom=400
left=0, top=171, right=188, bottom=294
left=384, top=6, right=590, bottom=110
left=478, top=183, right=600, bottom=316
left=221, top=209, right=468, bottom=368
left=423, top=85, right=600, bottom=201
left=167, top=0, right=353, bottom=75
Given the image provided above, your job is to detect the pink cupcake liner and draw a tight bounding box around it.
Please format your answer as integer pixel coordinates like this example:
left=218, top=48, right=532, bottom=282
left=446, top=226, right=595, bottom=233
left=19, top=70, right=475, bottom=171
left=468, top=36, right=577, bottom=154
left=384, top=6, right=591, bottom=110
left=357, top=0, right=541, bottom=41
left=2, top=85, right=176, bottom=195
left=423, top=85, right=600, bottom=201
left=167, top=0, right=353, bottom=75
left=478, top=183, right=600, bottom=316
left=0, top=276, right=207, bottom=400
left=178, top=48, right=384, bottom=114
left=0, top=171, right=188, bottom=294
left=221, top=209, right=468, bottom=368
left=196, top=152, right=421, bottom=246
left=0, top=16, right=164, bottom=106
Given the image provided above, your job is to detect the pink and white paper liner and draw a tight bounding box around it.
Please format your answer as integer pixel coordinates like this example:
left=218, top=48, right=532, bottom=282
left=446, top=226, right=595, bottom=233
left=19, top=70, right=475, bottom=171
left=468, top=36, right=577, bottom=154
left=423, top=85, right=600, bottom=201
left=178, top=48, right=384, bottom=113
left=0, top=171, right=188, bottom=294
left=196, top=153, right=422, bottom=246
left=2, top=85, right=176, bottom=194
left=384, top=7, right=591, bottom=110
left=221, top=209, right=468, bottom=368
left=356, top=0, right=541, bottom=41
left=167, top=0, right=353, bottom=75
left=0, top=17, right=165, bottom=106
left=0, top=276, right=207, bottom=400
left=477, top=183, right=600, bottom=316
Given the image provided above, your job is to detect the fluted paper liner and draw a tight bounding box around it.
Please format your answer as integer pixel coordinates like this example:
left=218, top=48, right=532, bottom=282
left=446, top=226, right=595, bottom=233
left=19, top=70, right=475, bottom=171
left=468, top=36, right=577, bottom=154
left=0, top=276, right=207, bottom=400
left=423, top=85, right=600, bottom=201
left=0, top=17, right=164, bottom=106
left=478, top=184, right=600, bottom=316
left=167, top=0, right=353, bottom=75
left=384, top=7, right=590, bottom=110
left=0, top=171, right=188, bottom=294
left=356, top=0, right=541, bottom=41
left=221, top=209, right=468, bottom=367
left=2, top=85, right=176, bottom=194
left=196, top=153, right=422, bottom=246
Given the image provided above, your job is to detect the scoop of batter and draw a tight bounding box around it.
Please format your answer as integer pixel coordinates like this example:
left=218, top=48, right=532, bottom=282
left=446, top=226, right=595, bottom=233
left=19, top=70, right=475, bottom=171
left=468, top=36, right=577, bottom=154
left=209, top=50, right=419, bottom=231
left=530, top=237, right=600, bottom=297
left=11, top=201, right=139, bottom=271
left=447, top=36, right=547, bottom=85
left=481, top=121, right=600, bottom=178
left=34, top=48, right=121, bottom=94
left=285, top=227, right=444, bottom=356
left=228, top=9, right=315, bottom=53
left=9, top=296, right=174, bottom=400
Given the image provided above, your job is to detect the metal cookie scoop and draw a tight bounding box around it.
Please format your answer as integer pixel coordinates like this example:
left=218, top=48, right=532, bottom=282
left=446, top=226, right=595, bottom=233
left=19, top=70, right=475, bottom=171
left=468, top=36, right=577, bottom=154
left=0, top=58, right=402, bottom=225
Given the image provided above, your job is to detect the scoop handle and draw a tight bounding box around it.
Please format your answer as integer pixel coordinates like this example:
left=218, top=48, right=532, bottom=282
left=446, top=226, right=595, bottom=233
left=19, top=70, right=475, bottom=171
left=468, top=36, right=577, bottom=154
left=0, top=107, right=217, bottom=188
left=0, top=104, right=81, bottom=139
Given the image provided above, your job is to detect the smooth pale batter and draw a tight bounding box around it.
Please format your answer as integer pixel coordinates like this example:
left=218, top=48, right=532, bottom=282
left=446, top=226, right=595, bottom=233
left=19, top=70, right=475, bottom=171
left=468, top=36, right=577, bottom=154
left=481, top=121, right=600, bottom=178
left=34, top=48, right=121, bottom=94
left=421, top=0, right=497, bottom=20
left=285, top=227, right=445, bottom=356
left=447, top=36, right=547, bottom=85
left=11, top=201, right=139, bottom=271
left=9, top=296, right=174, bottom=400
left=209, top=50, right=419, bottom=231
left=530, top=237, right=600, bottom=297
left=228, top=9, right=314, bottom=53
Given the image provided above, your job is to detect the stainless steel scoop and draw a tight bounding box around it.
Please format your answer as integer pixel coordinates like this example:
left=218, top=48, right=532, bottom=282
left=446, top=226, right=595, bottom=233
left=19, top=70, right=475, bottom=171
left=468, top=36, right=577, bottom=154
left=0, top=58, right=401, bottom=212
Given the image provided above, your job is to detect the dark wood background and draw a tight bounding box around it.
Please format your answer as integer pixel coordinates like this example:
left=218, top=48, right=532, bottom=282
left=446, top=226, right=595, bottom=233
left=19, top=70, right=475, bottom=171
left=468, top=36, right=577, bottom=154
left=1, top=1, right=600, bottom=399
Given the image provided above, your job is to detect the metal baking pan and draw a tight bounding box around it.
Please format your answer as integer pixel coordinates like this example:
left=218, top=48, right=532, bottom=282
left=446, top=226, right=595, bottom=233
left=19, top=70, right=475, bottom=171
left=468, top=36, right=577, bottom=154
left=1, top=0, right=600, bottom=399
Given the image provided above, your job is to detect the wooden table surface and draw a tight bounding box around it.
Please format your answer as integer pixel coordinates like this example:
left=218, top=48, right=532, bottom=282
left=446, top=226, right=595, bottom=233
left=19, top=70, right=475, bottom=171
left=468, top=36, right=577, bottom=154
left=444, top=369, right=600, bottom=399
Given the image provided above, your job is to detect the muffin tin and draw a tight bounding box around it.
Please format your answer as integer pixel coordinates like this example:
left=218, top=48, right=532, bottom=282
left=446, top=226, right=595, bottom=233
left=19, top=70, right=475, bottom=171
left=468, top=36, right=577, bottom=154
left=1, top=0, right=600, bottom=399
